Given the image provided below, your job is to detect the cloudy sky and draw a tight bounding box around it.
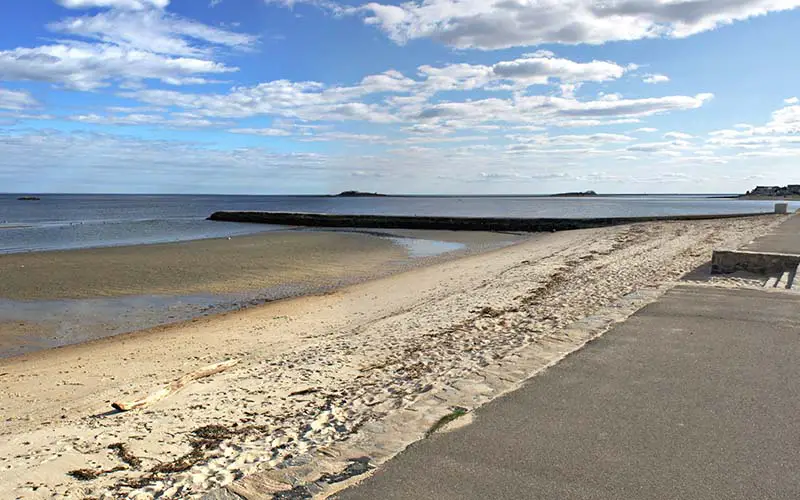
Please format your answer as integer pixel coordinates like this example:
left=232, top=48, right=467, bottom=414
left=1, top=0, right=800, bottom=194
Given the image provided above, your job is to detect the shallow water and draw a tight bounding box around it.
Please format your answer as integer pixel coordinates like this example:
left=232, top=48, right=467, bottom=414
left=0, top=287, right=308, bottom=358
left=387, top=237, right=466, bottom=257
left=0, top=229, right=493, bottom=358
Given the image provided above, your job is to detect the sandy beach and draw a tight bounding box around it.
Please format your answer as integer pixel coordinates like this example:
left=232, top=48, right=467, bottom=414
left=0, top=215, right=785, bottom=499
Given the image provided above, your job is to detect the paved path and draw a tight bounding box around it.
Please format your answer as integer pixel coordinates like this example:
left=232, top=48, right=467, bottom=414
left=338, top=285, right=800, bottom=500
left=742, top=213, right=800, bottom=255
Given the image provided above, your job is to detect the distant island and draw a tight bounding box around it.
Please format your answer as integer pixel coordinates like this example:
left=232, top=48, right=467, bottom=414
left=334, top=191, right=389, bottom=197
left=550, top=191, right=598, bottom=197
left=331, top=191, right=603, bottom=197
left=17, top=196, right=41, bottom=201
left=737, top=185, right=800, bottom=199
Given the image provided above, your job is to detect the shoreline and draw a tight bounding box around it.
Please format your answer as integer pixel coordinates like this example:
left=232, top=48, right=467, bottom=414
left=0, top=228, right=524, bottom=358
left=0, top=215, right=786, bottom=499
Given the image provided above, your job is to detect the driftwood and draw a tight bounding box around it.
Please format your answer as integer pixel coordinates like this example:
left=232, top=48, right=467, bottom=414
left=112, top=359, right=240, bottom=412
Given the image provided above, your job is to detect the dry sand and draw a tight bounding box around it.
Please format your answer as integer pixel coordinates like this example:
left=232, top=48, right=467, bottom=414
left=0, top=216, right=784, bottom=499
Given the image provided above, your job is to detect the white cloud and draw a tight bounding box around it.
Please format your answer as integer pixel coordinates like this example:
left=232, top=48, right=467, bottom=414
left=299, top=131, right=391, bottom=143
left=664, top=131, right=694, bottom=140
left=412, top=93, right=712, bottom=128
left=707, top=101, right=800, bottom=150
left=416, top=53, right=630, bottom=93
left=124, top=79, right=402, bottom=122
left=735, top=147, right=800, bottom=158
left=416, top=64, right=492, bottom=92
left=555, top=118, right=642, bottom=128
left=626, top=139, right=694, bottom=153
left=122, top=60, right=712, bottom=135
left=1, top=4, right=256, bottom=91
left=0, top=1, right=791, bottom=195
left=2, top=126, right=791, bottom=194
left=0, top=88, right=39, bottom=110
left=49, top=9, right=257, bottom=57
left=784, top=97, right=799, bottom=104
left=0, top=42, right=237, bottom=90
left=509, top=133, right=635, bottom=146
left=0, top=129, right=338, bottom=193
left=56, top=0, right=170, bottom=10
left=666, top=154, right=727, bottom=165
left=643, top=73, right=670, bottom=84
left=492, top=56, right=626, bottom=83
left=68, top=111, right=222, bottom=127
left=557, top=93, right=713, bottom=117
left=357, top=0, right=800, bottom=49
left=228, top=127, right=293, bottom=136
left=263, top=0, right=346, bottom=15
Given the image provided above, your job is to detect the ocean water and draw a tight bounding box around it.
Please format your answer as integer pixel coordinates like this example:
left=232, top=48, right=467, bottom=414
left=1, top=193, right=796, bottom=254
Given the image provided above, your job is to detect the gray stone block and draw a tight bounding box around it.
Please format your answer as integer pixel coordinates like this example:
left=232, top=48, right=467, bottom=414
left=711, top=250, right=800, bottom=275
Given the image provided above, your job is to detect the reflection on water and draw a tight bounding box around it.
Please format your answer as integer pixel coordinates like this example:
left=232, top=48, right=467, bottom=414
left=388, top=237, right=466, bottom=257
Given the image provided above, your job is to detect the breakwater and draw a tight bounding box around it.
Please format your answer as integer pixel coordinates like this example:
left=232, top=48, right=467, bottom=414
left=207, top=211, right=771, bottom=232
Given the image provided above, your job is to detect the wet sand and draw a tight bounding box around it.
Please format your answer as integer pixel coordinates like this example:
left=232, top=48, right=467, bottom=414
left=0, top=230, right=407, bottom=300
left=0, top=228, right=522, bottom=357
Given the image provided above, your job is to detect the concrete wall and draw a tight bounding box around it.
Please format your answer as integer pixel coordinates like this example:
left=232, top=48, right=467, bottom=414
left=711, top=250, right=800, bottom=275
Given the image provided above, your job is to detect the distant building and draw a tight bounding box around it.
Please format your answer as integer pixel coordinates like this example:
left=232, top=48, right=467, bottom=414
left=746, top=185, right=800, bottom=196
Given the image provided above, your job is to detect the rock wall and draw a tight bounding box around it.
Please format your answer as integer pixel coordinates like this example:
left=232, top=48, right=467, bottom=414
left=208, top=211, right=768, bottom=233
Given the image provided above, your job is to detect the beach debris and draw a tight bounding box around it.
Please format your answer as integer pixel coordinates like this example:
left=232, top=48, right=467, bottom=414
left=149, top=425, right=231, bottom=475
left=112, top=425, right=236, bottom=491
left=108, top=442, right=142, bottom=469
left=192, top=424, right=231, bottom=441
left=67, top=469, right=101, bottom=481
left=288, top=387, right=318, bottom=397
left=67, top=465, right=125, bottom=481
left=111, top=359, right=240, bottom=411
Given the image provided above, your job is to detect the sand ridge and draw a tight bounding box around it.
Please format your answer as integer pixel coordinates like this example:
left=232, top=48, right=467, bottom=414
left=0, top=216, right=784, bottom=499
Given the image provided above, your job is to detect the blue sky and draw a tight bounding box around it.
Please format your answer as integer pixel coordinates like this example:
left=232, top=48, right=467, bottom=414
left=2, top=0, right=800, bottom=194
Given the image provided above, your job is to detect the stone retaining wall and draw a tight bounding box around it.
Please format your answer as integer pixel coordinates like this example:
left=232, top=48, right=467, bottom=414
left=711, top=250, right=800, bottom=275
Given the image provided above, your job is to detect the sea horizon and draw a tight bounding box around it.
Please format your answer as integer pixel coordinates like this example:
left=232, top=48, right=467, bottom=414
left=3, top=191, right=741, bottom=197
left=3, top=192, right=797, bottom=255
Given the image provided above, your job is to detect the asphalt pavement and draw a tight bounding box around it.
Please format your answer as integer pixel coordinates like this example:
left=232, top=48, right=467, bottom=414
left=338, top=285, right=800, bottom=500
left=742, top=213, right=800, bottom=255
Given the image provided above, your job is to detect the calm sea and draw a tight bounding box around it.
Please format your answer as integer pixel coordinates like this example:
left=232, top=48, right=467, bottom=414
left=1, top=193, right=796, bottom=254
